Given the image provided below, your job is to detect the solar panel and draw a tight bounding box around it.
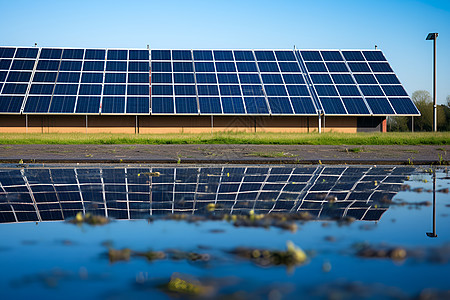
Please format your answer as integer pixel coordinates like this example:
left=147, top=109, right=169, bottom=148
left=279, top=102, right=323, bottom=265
left=0, top=46, right=418, bottom=116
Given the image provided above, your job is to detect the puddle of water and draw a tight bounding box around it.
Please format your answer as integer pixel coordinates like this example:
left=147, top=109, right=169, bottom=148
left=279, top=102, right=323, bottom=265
left=0, top=164, right=449, bottom=299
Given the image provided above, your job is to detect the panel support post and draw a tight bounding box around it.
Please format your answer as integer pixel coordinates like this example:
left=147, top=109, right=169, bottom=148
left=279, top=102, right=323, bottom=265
left=25, top=114, right=28, bottom=134
left=412, top=116, right=414, bottom=132
left=85, top=115, right=88, bottom=134
left=211, top=115, right=214, bottom=134
left=318, top=114, right=322, bottom=134
left=135, top=115, right=139, bottom=134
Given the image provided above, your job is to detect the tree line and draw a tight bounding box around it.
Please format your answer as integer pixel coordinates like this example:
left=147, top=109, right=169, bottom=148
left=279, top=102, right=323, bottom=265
left=388, top=90, right=450, bottom=131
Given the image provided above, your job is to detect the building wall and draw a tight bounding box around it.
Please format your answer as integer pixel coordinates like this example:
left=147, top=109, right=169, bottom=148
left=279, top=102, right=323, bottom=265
left=0, top=115, right=362, bottom=133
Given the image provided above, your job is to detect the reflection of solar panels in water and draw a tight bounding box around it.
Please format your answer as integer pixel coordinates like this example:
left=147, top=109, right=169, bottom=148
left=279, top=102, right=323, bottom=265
left=0, top=165, right=414, bottom=223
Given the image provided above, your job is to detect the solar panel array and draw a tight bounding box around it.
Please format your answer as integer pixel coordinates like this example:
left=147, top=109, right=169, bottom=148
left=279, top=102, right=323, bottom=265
left=0, top=165, right=413, bottom=223
left=0, top=47, right=419, bottom=116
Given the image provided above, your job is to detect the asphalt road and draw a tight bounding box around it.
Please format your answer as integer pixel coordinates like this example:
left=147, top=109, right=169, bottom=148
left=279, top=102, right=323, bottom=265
left=0, top=144, right=448, bottom=165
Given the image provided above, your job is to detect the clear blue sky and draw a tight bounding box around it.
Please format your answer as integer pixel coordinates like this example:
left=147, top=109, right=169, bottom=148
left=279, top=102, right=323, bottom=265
left=1, top=0, right=449, bottom=104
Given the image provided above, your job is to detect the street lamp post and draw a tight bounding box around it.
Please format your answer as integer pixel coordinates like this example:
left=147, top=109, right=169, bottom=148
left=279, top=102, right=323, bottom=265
left=426, top=32, right=438, bottom=132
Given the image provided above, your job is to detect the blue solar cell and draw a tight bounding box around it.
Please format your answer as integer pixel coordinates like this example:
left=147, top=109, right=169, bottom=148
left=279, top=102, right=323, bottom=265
left=79, top=84, right=102, bottom=95
left=11, top=60, right=35, bottom=70
left=0, top=59, right=12, bottom=70
left=173, top=61, right=194, bottom=72
left=353, top=74, right=377, bottom=84
left=129, top=50, right=149, bottom=60
left=310, top=74, right=332, bottom=84
left=81, top=73, right=103, bottom=83
left=75, top=96, right=100, bottom=113
left=36, top=60, right=60, bottom=71
left=197, top=85, right=219, bottom=96
left=381, top=85, right=408, bottom=96
left=239, top=73, right=261, bottom=84
left=320, top=97, right=347, bottom=114
left=336, top=85, right=360, bottom=96
left=59, top=60, right=82, bottom=71
left=258, top=62, right=279, bottom=72
left=275, top=51, right=296, bottom=61
left=151, top=62, right=171, bottom=72
left=40, top=48, right=62, bottom=59
left=214, top=50, right=233, bottom=61
left=175, top=97, right=197, bottom=113
left=128, top=85, right=149, bottom=95
left=33, top=72, right=58, bottom=82
left=369, top=62, right=393, bottom=73
left=152, top=85, right=173, bottom=95
left=279, top=62, right=301, bottom=72
left=326, top=62, right=348, bottom=72
left=219, top=85, right=241, bottom=96
left=106, top=61, right=127, bottom=71
left=236, top=62, right=258, bottom=72
left=348, top=62, right=371, bottom=72
left=151, top=50, right=171, bottom=60
left=215, top=62, right=236, bottom=72
left=173, top=73, right=195, bottom=83
left=199, top=97, right=222, bottom=113
left=331, top=74, right=355, bottom=84
left=128, top=61, right=149, bottom=72
left=193, top=50, right=213, bottom=61
left=195, top=62, right=215, bottom=72
left=268, top=97, right=293, bottom=114
left=360, top=85, right=384, bottom=96
left=24, top=96, right=51, bottom=112
left=105, top=73, right=126, bottom=83
left=49, top=96, right=76, bottom=113
left=315, top=85, right=338, bottom=96
left=321, top=51, right=344, bottom=61
left=254, top=51, right=276, bottom=61
left=15, top=48, right=39, bottom=58
left=222, top=97, right=245, bottom=114
left=244, top=97, right=269, bottom=114
left=102, top=97, right=125, bottom=113
left=282, top=74, right=305, bottom=84
left=306, top=62, right=327, bottom=72
left=83, top=61, right=104, bottom=71
left=196, top=73, right=216, bottom=83
left=0, top=71, right=7, bottom=81
left=342, top=51, right=365, bottom=61
left=85, top=49, right=105, bottom=60
left=261, top=73, right=283, bottom=84
left=57, top=72, right=80, bottom=83
left=0, top=95, right=23, bottom=112
left=286, top=85, right=309, bottom=96
left=242, top=85, right=264, bottom=96
left=29, top=84, right=53, bottom=95
left=0, top=48, right=15, bottom=58
left=233, top=51, right=254, bottom=61
left=363, top=51, right=386, bottom=61
left=291, top=97, right=317, bottom=114
left=152, top=97, right=174, bottom=114
left=375, top=74, right=400, bottom=84
left=54, top=84, right=78, bottom=95
left=6, top=71, right=32, bottom=82
left=365, top=97, right=395, bottom=114
left=62, top=49, right=84, bottom=60
left=342, top=98, right=370, bottom=114
left=107, top=50, right=127, bottom=60
left=172, top=50, right=192, bottom=60
left=126, top=97, right=149, bottom=113
left=217, top=73, right=239, bottom=84
left=265, top=85, right=287, bottom=96
left=174, top=85, right=196, bottom=95
left=103, top=84, right=126, bottom=95
left=300, top=51, right=322, bottom=61
left=151, top=73, right=171, bottom=84
left=389, top=98, right=419, bottom=114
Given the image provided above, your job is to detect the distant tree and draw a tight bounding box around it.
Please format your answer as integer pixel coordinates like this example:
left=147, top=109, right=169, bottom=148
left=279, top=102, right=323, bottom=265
left=411, top=90, right=432, bottom=131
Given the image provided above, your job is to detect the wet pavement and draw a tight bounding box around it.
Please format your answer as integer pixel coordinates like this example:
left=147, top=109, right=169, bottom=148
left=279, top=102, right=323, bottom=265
left=0, top=144, right=448, bottom=164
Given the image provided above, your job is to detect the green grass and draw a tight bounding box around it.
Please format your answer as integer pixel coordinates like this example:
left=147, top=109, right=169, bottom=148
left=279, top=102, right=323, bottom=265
left=0, top=132, right=448, bottom=145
